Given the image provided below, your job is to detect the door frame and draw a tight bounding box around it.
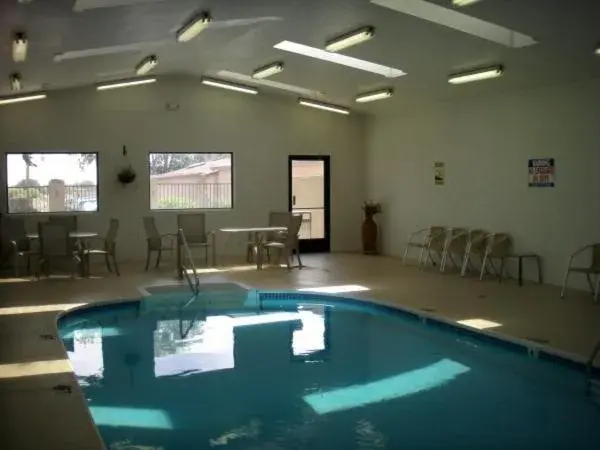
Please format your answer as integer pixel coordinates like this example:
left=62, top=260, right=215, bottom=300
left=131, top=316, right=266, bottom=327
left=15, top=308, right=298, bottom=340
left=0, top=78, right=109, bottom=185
left=288, top=155, right=331, bottom=253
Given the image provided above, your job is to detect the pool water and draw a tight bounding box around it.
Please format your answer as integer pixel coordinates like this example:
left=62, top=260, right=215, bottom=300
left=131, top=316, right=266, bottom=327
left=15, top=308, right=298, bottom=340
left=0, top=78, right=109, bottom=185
left=59, top=290, right=600, bottom=450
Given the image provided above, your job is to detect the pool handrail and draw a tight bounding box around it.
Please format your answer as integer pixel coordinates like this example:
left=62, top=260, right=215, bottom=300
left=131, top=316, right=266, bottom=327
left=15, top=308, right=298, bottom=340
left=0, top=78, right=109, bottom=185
left=178, top=228, right=200, bottom=295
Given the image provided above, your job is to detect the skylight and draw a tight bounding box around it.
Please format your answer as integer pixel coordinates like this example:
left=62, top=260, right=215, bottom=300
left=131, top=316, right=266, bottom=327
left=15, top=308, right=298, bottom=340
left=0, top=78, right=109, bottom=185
left=274, top=41, right=406, bottom=78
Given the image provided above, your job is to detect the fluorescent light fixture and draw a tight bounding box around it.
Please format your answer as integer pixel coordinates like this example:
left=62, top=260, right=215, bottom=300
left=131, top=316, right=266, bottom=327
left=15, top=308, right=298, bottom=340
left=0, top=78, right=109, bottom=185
left=136, top=54, right=158, bottom=75
left=201, top=77, right=258, bottom=95
left=89, top=406, right=173, bottom=430
left=448, top=66, right=503, bottom=84
left=177, top=11, right=211, bottom=43
left=9, top=73, right=22, bottom=92
left=298, top=98, right=350, bottom=115
left=274, top=40, right=405, bottom=78
left=252, top=62, right=284, bottom=79
left=0, top=93, right=46, bottom=106
left=356, top=88, right=393, bottom=103
left=457, top=318, right=501, bottom=330
left=595, top=44, right=600, bottom=55
left=325, top=26, right=375, bottom=52
left=298, top=285, right=369, bottom=293
left=216, top=70, right=326, bottom=98
left=96, top=78, right=157, bottom=91
left=303, top=359, right=470, bottom=414
left=12, top=32, right=28, bottom=62
left=452, top=0, right=483, bottom=6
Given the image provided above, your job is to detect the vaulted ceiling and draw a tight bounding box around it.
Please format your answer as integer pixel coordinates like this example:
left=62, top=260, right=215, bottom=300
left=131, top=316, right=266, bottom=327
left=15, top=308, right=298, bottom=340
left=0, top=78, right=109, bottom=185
left=1, top=0, right=599, bottom=114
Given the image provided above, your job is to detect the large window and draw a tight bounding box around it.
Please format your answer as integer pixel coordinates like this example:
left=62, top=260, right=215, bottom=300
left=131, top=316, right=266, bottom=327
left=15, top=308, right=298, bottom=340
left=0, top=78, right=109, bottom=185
left=149, top=153, right=232, bottom=210
left=6, top=152, right=98, bottom=213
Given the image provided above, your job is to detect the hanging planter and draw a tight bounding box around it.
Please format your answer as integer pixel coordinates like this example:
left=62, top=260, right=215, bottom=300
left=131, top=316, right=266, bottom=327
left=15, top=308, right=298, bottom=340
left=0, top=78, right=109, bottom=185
left=117, top=145, right=136, bottom=185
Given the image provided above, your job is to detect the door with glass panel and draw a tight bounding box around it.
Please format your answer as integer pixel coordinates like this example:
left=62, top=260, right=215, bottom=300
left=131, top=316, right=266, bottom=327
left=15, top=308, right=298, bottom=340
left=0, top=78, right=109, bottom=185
left=288, top=156, right=331, bottom=253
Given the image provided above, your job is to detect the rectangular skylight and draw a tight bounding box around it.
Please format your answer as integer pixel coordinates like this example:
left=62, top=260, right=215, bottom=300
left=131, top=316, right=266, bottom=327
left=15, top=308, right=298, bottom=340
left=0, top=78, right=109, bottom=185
left=370, top=0, right=537, bottom=48
left=274, top=41, right=406, bottom=78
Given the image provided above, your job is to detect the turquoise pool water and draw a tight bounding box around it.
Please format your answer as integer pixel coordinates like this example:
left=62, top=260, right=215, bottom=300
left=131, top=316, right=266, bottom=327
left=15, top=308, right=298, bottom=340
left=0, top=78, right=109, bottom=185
left=59, top=289, right=600, bottom=450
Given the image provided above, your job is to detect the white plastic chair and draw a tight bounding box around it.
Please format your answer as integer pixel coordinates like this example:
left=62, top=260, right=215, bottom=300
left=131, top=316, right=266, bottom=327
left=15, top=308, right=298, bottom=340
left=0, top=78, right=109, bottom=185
left=560, top=243, right=600, bottom=303
left=479, top=233, right=513, bottom=282
left=461, top=229, right=489, bottom=277
left=440, top=228, right=469, bottom=273
left=403, top=226, right=447, bottom=266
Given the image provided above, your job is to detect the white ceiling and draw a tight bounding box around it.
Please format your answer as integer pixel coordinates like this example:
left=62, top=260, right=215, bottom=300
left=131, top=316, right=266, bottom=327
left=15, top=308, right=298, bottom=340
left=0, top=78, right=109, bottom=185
left=1, top=0, right=599, bottom=114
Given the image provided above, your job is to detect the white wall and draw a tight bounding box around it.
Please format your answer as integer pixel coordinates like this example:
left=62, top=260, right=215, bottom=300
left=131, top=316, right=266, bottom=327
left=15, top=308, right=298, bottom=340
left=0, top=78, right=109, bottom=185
left=367, top=77, right=600, bottom=286
left=0, top=77, right=366, bottom=262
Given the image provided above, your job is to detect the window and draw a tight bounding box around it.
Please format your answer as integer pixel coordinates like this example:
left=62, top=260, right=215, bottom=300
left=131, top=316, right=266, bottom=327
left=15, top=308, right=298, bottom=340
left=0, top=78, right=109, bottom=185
left=6, top=152, right=98, bottom=214
left=149, top=153, right=232, bottom=210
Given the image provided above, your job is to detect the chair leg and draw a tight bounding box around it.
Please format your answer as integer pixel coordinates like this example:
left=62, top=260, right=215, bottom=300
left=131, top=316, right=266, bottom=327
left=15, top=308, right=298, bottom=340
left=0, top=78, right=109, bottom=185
left=296, top=248, right=303, bottom=268
left=594, top=275, right=599, bottom=303
left=105, top=254, right=112, bottom=273
left=480, top=254, right=488, bottom=281
left=560, top=269, right=570, bottom=299
left=155, top=248, right=162, bottom=269
left=112, top=253, right=120, bottom=277
left=499, top=258, right=505, bottom=284
left=586, top=274, right=595, bottom=294
left=145, top=248, right=151, bottom=271
left=403, top=246, right=410, bottom=264
left=461, top=253, right=470, bottom=277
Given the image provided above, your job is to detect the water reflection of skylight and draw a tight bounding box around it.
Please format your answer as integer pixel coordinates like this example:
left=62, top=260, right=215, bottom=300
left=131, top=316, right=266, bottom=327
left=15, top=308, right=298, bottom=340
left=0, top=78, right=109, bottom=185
left=68, top=328, right=104, bottom=384
left=293, top=308, right=326, bottom=357
left=154, top=316, right=234, bottom=377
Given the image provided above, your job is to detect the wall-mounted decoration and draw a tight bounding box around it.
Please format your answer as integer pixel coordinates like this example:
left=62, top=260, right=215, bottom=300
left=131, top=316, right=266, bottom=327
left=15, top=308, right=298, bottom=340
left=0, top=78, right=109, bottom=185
left=434, top=161, right=445, bottom=186
left=117, top=145, right=137, bottom=185
left=528, top=158, right=555, bottom=187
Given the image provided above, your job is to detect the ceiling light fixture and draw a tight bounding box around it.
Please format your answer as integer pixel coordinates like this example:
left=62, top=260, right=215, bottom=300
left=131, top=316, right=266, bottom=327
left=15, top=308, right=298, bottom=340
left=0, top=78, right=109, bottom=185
left=176, top=11, right=211, bottom=43
left=136, top=54, right=158, bottom=76
left=298, top=98, right=350, bottom=115
left=452, top=0, right=483, bottom=6
left=0, top=93, right=46, bottom=106
left=12, top=32, right=28, bottom=62
left=325, top=26, right=375, bottom=52
left=274, top=41, right=405, bottom=78
left=96, top=78, right=157, bottom=91
left=9, top=73, right=22, bottom=92
left=356, top=88, right=394, bottom=103
left=252, top=62, right=284, bottom=79
left=595, top=44, right=600, bottom=55
left=448, top=66, right=503, bottom=84
left=216, top=70, right=326, bottom=98
left=201, top=78, right=258, bottom=95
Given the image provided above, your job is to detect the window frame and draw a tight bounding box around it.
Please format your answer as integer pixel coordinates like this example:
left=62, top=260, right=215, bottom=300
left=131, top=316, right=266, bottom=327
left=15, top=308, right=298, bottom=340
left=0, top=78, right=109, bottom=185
left=4, top=151, right=100, bottom=215
left=148, top=151, right=234, bottom=211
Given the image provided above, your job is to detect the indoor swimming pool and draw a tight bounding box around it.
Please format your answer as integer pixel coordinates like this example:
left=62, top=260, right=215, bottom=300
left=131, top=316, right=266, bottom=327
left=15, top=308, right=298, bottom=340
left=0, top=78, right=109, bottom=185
left=58, top=288, right=600, bottom=450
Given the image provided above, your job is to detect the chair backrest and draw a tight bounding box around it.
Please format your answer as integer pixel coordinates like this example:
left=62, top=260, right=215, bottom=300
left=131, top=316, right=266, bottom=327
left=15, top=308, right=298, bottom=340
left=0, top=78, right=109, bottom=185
left=38, top=222, right=72, bottom=257
left=467, top=229, right=488, bottom=254
left=1, top=217, right=29, bottom=251
left=427, top=226, right=448, bottom=251
left=486, top=233, right=513, bottom=257
left=447, top=228, right=469, bottom=251
left=269, top=211, right=291, bottom=227
left=177, top=213, right=206, bottom=244
left=143, top=216, right=160, bottom=240
left=105, top=218, right=119, bottom=247
left=49, top=215, right=77, bottom=233
left=592, top=244, right=600, bottom=270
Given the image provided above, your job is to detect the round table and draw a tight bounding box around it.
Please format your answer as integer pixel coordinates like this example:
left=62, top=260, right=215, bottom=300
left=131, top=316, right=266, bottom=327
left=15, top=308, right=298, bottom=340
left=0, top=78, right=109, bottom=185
left=27, top=231, right=98, bottom=240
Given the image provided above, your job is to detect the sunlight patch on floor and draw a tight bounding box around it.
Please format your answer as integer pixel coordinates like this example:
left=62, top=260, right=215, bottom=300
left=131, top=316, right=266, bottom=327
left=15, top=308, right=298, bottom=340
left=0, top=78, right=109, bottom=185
left=457, top=318, right=502, bottom=330
left=89, top=406, right=173, bottom=429
left=0, top=359, right=73, bottom=379
left=0, top=303, right=86, bottom=316
left=298, top=285, right=370, bottom=294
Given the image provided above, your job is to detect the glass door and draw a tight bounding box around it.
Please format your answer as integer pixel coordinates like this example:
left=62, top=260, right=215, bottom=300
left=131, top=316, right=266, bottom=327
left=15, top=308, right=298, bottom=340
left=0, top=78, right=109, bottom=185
left=288, top=156, right=331, bottom=253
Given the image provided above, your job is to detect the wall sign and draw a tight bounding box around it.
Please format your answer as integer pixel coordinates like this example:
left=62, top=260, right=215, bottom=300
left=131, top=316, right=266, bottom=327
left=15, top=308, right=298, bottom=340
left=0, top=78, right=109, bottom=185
left=528, top=158, right=555, bottom=187
left=434, top=161, right=445, bottom=186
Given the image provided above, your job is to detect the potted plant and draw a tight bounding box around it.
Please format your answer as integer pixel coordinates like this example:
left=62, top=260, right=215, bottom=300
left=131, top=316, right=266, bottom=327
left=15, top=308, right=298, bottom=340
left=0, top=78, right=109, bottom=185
left=117, top=145, right=136, bottom=185
left=362, top=201, right=382, bottom=255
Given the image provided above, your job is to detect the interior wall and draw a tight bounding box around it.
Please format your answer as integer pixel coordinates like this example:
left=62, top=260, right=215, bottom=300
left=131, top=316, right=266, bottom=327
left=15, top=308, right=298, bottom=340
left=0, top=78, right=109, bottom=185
left=366, top=77, right=600, bottom=287
left=0, top=77, right=366, bottom=262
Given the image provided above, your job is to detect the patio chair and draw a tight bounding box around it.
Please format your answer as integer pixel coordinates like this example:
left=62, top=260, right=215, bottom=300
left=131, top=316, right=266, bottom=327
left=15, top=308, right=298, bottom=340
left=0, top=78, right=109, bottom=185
left=479, top=233, right=513, bottom=282
left=246, top=211, right=291, bottom=262
left=36, top=222, right=82, bottom=279
left=421, top=227, right=450, bottom=269
left=81, top=218, right=120, bottom=276
left=49, top=215, right=78, bottom=233
left=254, top=214, right=303, bottom=270
left=0, top=216, right=37, bottom=276
left=560, top=243, right=600, bottom=303
left=143, top=216, right=176, bottom=270
left=440, top=228, right=469, bottom=273
left=403, top=226, right=447, bottom=266
left=460, top=229, right=489, bottom=277
left=177, top=213, right=211, bottom=265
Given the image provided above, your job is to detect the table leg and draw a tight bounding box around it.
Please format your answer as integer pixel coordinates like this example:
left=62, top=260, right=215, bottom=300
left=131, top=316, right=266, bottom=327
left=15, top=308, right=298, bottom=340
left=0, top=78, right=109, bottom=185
left=518, top=256, right=523, bottom=286
left=536, top=256, right=543, bottom=284
left=211, top=232, right=217, bottom=267
left=176, top=232, right=183, bottom=280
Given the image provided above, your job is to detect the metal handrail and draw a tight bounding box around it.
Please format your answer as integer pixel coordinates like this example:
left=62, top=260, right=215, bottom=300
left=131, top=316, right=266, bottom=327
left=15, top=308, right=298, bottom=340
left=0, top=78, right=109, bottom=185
left=178, top=228, right=200, bottom=295
left=585, top=339, right=600, bottom=396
